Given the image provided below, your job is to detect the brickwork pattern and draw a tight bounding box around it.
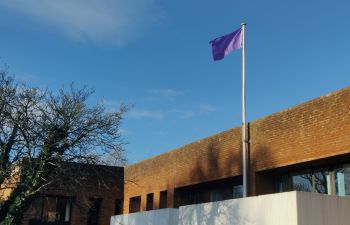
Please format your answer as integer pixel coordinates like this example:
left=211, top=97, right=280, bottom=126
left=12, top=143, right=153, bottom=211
left=124, top=86, right=350, bottom=213
left=21, top=165, right=123, bottom=225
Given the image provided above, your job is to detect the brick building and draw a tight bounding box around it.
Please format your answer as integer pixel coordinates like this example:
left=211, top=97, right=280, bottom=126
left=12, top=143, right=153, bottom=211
left=1, top=164, right=124, bottom=225
left=5, top=85, right=350, bottom=224
left=122, top=86, right=350, bottom=214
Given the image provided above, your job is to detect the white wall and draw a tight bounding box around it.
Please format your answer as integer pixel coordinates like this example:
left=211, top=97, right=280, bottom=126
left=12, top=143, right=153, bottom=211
left=110, top=208, right=179, bottom=225
left=178, top=191, right=298, bottom=225
left=110, top=192, right=350, bottom=225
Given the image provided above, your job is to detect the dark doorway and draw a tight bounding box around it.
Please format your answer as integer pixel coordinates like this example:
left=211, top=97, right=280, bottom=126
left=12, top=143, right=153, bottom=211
left=159, top=190, right=167, bottom=209
left=129, top=196, right=141, bottom=213
left=87, top=198, right=102, bottom=225
left=114, top=199, right=123, bottom=215
left=146, top=193, right=154, bottom=211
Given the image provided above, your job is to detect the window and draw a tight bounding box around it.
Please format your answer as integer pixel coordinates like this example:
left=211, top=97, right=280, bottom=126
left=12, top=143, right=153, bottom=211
left=43, top=196, right=71, bottom=222
left=114, top=199, right=123, bottom=215
left=292, top=171, right=313, bottom=192
left=27, top=197, right=43, bottom=220
left=275, top=175, right=291, bottom=193
left=174, top=177, right=243, bottom=207
left=129, top=196, right=141, bottom=213
left=335, top=164, right=350, bottom=196
left=87, top=198, right=102, bottom=225
left=159, top=191, right=167, bottom=209
left=146, top=193, right=154, bottom=211
left=28, top=196, right=72, bottom=223
left=313, top=170, right=331, bottom=194
left=275, top=164, right=350, bottom=196
left=232, top=185, right=243, bottom=199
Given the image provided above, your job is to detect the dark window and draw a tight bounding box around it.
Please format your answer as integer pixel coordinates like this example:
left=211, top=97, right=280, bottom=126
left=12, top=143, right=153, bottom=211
left=42, top=196, right=71, bottom=222
left=146, top=193, right=154, bottom=211
left=292, top=171, right=313, bottom=192
left=87, top=198, right=102, bottom=225
left=189, top=186, right=240, bottom=204
left=275, top=166, right=349, bottom=196
left=159, top=191, right=167, bottom=209
left=27, top=197, right=43, bottom=220
left=313, top=170, right=330, bottom=194
left=232, top=185, right=243, bottom=199
left=28, top=196, right=72, bottom=225
left=114, top=199, right=123, bottom=215
left=174, top=176, right=243, bottom=207
left=129, top=196, right=141, bottom=213
left=275, top=175, right=292, bottom=192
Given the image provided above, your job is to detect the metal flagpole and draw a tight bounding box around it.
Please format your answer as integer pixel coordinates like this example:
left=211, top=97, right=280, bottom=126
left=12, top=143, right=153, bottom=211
left=241, top=22, right=247, bottom=198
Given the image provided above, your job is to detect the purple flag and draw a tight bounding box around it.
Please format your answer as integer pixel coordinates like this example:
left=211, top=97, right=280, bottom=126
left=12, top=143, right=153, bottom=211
left=210, top=27, right=242, bottom=61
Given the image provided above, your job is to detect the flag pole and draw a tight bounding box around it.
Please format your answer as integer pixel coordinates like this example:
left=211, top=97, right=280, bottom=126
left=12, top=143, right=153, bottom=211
left=241, top=22, right=247, bottom=198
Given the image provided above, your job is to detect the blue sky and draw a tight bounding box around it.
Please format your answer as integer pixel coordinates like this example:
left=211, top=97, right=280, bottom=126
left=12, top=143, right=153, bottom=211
left=1, top=0, right=350, bottom=163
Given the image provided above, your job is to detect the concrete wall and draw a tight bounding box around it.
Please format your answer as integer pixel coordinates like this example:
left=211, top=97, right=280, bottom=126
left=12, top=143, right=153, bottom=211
left=179, top=191, right=298, bottom=225
left=112, top=192, right=350, bottom=225
left=124, top=86, right=350, bottom=213
left=110, top=208, right=179, bottom=225
left=296, top=192, right=350, bottom=225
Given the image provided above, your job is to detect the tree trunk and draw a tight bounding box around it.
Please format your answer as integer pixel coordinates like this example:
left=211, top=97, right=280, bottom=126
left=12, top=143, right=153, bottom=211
left=0, top=186, right=32, bottom=225
left=0, top=160, right=49, bottom=225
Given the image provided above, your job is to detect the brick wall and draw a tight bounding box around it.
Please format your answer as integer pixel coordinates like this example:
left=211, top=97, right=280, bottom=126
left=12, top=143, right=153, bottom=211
left=124, top=86, right=350, bottom=213
left=249, top=86, right=350, bottom=195
left=21, top=165, right=123, bottom=225
left=124, top=127, right=243, bottom=213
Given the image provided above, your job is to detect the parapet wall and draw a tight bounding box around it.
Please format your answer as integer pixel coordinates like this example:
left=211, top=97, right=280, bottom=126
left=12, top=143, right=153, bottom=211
left=124, top=86, right=350, bottom=212
left=112, top=192, right=350, bottom=225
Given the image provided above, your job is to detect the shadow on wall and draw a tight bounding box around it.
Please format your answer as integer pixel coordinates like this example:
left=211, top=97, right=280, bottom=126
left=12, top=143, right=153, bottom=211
left=251, top=144, right=277, bottom=195
left=179, top=200, right=243, bottom=225
left=178, top=192, right=300, bottom=225
left=188, top=138, right=239, bottom=184
left=186, top=125, right=279, bottom=196
left=111, top=208, right=179, bottom=225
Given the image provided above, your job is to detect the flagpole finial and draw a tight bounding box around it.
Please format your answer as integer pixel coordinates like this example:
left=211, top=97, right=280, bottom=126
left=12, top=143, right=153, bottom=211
left=241, top=22, right=246, bottom=26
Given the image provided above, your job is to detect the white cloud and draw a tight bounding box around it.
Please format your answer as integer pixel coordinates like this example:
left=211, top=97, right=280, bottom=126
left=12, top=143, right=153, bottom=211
left=0, top=0, right=163, bottom=45
left=149, top=89, right=185, bottom=99
left=127, top=109, right=163, bottom=120
left=125, top=103, right=214, bottom=121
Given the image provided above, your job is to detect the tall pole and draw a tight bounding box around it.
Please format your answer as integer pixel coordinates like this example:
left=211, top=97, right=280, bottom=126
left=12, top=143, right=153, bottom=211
left=241, top=22, right=247, bottom=198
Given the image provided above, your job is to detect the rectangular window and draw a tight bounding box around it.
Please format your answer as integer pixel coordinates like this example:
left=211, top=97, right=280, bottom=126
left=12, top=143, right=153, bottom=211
left=41, top=196, right=71, bottom=222
left=27, top=197, right=43, bottom=220
left=87, top=198, right=102, bottom=225
left=211, top=189, right=224, bottom=202
left=232, top=185, right=243, bottom=199
left=129, top=196, right=141, bottom=213
left=292, top=171, right=313, bottom=192
left=275, top=166, right=347, bottom=196
left=159, top=191, right=167, bottom=209
left=313, top=170, right=331, bottom=194
left=195, top=190, right=211, bottom=204
left=275, top=175, right=292, bottom=193
left=336, top=164, right=350, bottom=196
left=114, top=199, right=123, bottom=215
left=174, top=177, right=243, bottom=207
left=146, top=193, right=154, bottom=211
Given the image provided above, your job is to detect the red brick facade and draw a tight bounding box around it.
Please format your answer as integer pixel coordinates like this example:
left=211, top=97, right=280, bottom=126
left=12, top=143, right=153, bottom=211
left=21, top=165, right=123, bottom=225
left=123, top=86, right=350, bottom=213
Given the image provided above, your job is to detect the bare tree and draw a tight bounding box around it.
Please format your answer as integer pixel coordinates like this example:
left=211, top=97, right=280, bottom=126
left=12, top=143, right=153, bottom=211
left=0, top=69, right=127, bottom=225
